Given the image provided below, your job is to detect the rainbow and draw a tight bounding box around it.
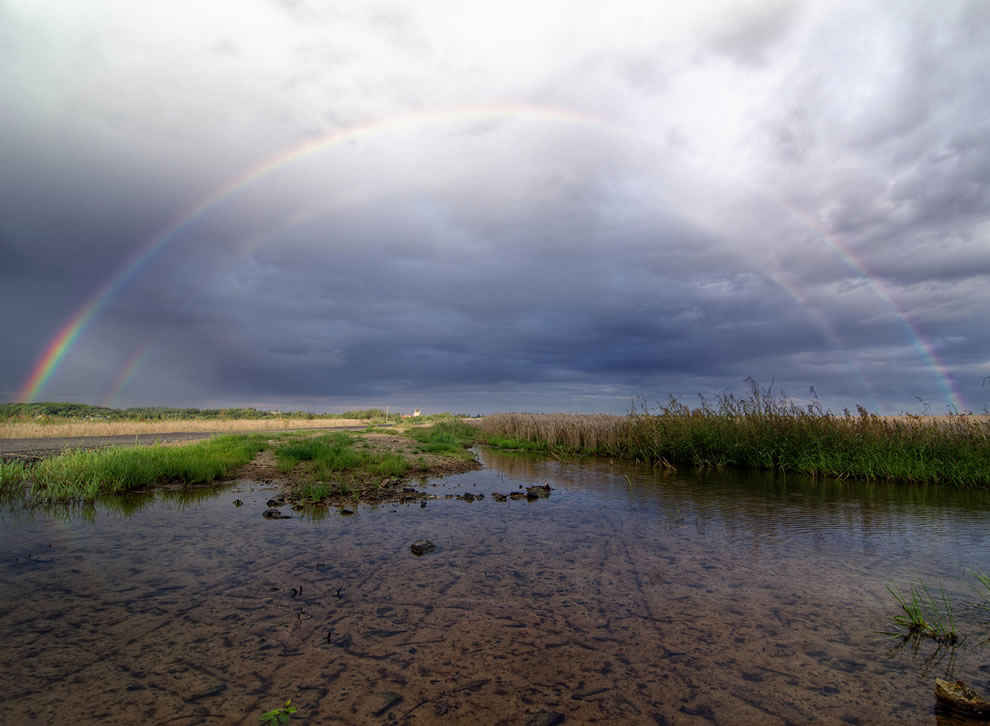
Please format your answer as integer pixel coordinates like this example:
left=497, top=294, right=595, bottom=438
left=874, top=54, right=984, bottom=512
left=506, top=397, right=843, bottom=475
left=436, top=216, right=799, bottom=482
left=758, top=200, right=966, bottom=413
left=100, top=344, right=148, bottom=408
left=16, top=104, right=607, bottom=402
left=817, top=237, right=965, bottom=413
left=15, top=102, right=966, bottom=411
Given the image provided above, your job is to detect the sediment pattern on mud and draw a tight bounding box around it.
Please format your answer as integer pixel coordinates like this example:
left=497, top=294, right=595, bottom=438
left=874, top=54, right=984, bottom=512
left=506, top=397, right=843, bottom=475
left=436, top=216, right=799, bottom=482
left=1, top=453, right=988, bottom=724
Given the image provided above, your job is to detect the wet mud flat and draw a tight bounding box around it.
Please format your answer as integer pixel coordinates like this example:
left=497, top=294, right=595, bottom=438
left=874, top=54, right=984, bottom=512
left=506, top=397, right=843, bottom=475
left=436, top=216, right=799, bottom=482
left=1, top=452, right=989, bottom=724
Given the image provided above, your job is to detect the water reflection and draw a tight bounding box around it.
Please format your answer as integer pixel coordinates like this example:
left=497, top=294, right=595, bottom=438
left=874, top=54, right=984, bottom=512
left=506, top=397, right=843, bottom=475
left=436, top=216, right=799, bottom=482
left=0, top=451, right=988, bottom=724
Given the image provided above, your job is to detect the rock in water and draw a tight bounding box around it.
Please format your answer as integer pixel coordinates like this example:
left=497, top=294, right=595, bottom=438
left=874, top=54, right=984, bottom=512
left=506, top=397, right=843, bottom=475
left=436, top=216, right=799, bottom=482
left=935, top=678, right=990, bottom=718
left=526, top=483, right=552, bottom=499
left=410, top=539, right=436, bottom=556
left=262, top=508, right=289, bottom=519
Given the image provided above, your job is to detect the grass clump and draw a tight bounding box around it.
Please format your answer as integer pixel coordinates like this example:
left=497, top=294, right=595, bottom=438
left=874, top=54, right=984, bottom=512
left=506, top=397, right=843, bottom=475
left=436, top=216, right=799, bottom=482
left=260, top=699, right=297, bottom=724
left=299, top=481, right=350, bottom=501
left=274, top=432, right=409, bottom=485
left=406, top=420, right=479, bottom=457
left=481, top=383, right=990, bottom=486
left=0, top=459, right=29, bottom=496
left=276, top=433, right=361, bottom=473
left=886, top=584, right=959, bottom=645
left=7, top=435, right=266, bottom=502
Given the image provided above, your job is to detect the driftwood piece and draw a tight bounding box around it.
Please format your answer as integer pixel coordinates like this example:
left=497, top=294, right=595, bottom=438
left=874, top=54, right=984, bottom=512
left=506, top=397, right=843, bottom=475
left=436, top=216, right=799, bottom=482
left=935, top=679, right=990, bottom=719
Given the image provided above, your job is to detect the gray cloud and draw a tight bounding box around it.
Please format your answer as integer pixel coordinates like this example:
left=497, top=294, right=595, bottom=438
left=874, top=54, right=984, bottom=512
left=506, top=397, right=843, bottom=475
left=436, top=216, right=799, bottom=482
left=2, top=0, right=988, bottom=414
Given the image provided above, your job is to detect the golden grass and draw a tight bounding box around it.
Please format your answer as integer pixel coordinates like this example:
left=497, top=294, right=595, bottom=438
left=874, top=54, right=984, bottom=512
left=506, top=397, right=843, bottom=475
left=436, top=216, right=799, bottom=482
left=0, top=418, right=368, bottom=439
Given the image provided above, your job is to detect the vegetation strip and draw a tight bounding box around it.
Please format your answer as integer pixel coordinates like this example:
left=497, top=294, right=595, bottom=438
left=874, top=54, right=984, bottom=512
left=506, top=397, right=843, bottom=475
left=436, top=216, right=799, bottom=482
left=0, top=435, right=267, bottom=502
left=0, top=420, right=482, bottom=504
left=1, top=402, right=394, bottom=422
left=480, top=389, right=990, bottom=487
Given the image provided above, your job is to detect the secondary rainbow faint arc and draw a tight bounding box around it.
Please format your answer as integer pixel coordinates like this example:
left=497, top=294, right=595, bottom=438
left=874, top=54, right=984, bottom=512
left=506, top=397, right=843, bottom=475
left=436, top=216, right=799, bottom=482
left=100, top=344, right=148, bottom=408
left=15, top=104, right=609, bottom=402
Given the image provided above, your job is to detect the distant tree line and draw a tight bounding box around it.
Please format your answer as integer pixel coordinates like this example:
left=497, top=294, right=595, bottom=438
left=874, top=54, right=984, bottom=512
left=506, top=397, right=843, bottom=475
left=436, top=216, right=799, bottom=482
left=0, top=402, right=389, bottom=421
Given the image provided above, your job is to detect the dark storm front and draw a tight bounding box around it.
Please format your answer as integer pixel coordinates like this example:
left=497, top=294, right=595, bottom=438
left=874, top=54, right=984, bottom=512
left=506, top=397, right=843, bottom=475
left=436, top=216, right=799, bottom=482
left=1, top=449, right=988, bottom=724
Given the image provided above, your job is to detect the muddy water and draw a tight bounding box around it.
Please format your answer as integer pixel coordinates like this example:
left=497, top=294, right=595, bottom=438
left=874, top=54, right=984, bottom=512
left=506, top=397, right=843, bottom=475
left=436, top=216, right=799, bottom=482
left=1, top=450, right=989, bottom=725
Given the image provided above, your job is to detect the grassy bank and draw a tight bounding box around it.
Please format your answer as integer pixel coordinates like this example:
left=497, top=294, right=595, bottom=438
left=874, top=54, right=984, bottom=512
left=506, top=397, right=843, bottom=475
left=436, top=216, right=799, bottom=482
left=0, top=435, right=267, bottom=502
left=480, top=393, right=990, bottom=487
left=0, top=421, right=481, bottom=503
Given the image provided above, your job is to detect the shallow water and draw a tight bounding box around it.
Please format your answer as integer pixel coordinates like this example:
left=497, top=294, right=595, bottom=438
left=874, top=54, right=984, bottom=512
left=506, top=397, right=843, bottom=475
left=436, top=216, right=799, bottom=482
left=1, top=449, right=989, bottom=724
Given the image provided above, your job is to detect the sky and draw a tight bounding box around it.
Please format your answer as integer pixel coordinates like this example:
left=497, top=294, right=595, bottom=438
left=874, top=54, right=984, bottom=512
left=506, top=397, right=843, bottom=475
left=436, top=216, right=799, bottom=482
left=2, top=0, right=989, bottom=415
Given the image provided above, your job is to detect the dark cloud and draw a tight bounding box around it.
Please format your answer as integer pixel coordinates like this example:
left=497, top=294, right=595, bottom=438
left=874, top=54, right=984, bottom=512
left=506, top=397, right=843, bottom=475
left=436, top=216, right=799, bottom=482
left=2, top=1, right=987, bottom=413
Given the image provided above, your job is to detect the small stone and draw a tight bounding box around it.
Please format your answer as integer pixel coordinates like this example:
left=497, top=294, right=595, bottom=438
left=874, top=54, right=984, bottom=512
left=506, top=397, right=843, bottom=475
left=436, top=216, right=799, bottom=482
left=233, top=499, right=243, bottom=507
left=410, top=539, right=436, bottom=556
left=492, top=493, right=507, bottom=502
left=340, top=508, right=355, bottom=515
left=266, top=497, right=286, bottom=507
left=262, top=508, right=288, bottom=519
left=509, top=492, right=526, bottom=500
left=525, top=711, right=565, bottom=726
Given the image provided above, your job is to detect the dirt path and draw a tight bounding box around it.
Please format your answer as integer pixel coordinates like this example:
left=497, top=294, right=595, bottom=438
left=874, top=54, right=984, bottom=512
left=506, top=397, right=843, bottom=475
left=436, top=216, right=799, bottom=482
left=0, top=425, right=374, bottom=461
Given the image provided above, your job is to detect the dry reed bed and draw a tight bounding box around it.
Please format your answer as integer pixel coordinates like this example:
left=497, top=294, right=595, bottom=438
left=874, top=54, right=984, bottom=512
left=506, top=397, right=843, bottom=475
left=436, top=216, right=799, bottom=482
left=0, top=418, right=367, bottom=439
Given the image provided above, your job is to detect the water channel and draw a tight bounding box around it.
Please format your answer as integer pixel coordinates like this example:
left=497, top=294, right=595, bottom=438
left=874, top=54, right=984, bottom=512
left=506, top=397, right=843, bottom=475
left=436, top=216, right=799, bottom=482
left=1, top=447, right=988, bottom=724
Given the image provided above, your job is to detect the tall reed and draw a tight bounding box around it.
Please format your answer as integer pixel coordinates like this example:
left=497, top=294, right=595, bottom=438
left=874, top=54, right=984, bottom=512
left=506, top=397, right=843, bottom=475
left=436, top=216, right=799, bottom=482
left=481, top=388, right=990, bottom=486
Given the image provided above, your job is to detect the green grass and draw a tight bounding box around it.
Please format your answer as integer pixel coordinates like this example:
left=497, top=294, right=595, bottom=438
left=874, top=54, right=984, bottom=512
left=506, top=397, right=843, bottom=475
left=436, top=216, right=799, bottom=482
left=481, top=387, right=990, bottom=486
left=406, top=420, right=479, bottom=457
left=273, top=432, right=408, bottom=484
left=482, top=435, right=550, bottom=453
left=299, top=481, right=349, bottom=501
left=2, top=435, right=267, bottom=502
left=976, top=572, right=990, bottom=604
left=886, top=584, right=958, bottom=644
left=0, top=459, right=29, bottom=497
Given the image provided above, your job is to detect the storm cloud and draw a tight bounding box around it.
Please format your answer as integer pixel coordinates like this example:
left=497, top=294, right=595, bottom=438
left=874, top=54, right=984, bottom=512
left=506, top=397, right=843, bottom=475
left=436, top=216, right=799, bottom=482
left=3, top=0, right=988, bottom=414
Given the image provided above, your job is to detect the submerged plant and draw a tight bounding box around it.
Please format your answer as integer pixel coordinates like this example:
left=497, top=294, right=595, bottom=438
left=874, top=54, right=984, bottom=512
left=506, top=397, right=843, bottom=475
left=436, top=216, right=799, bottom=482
left=976, top=571, right=990, bottom=598
left=260, top=699, right=297, bottom=724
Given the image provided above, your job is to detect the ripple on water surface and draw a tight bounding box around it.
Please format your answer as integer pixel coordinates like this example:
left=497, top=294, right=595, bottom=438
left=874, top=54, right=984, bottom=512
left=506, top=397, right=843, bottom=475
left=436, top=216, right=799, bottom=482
left=1, top=448, right=989, bottom=724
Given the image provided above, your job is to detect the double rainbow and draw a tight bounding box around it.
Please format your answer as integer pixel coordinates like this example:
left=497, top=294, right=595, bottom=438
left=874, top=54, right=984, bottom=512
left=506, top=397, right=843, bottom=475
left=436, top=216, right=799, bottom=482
left=15, top=103, right=965, bottom=411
